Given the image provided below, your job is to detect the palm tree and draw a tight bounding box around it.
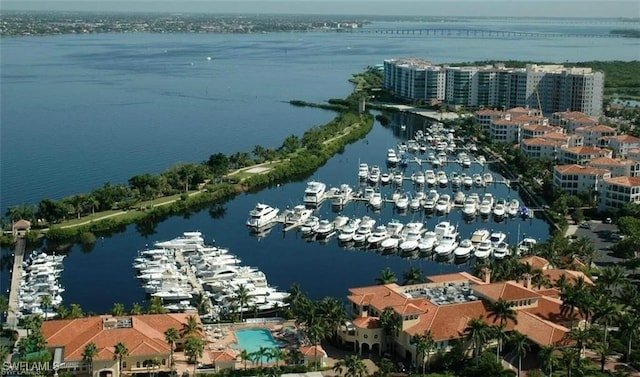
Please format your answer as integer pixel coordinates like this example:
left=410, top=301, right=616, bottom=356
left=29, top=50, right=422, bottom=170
left=239, top=350, right=251, bottom=370
left=180, top=315, right=203, bottom=338
left=40, top=294, right=53, bottom=320
left=333, top=355, right=367, bottom=377
left=618, top=311, right=640, bottom=362
left=193, top=292, right=210, bottom=316
left=0, top=345, right=10, bottom=363
left=376, top=267, right=398, bottom=285
left=564, top=327, right=591, bottom=355
left=379, top=306, right=401, bottom=353
left=412, top=331, right=435, bottom=375
left=465, top=316, right=491, bottom=366
left=113, top=342, right=129, bottom=377
left=82, top=342, right=98, bottom=377
left=598, top=265, right=625, bottom=293
left=111, top=302, right=125, bottom=316
left=595, top=341, right=613, bottom=373
left=560, top=347, right=581, bottom=377
left=147, top=296, right=167, bottom=314
left=130, top=302, right=143, bottom=315
left=254, top=346, right=268, bottom=368
left=538, top=345, right=557, bottom=377
left=268, top=347, right=285, bottom=367
left=594, top=296, right=623, bottom=344
left=164, top=327, right=179, bottom=371
left=69, top=303, right=84, bottom=318
left=487, top=298, right=518, bottom=359
left=509, top=331, right=529, bottom=377
left=184, top=336, right=204, bottom=376
left=235, top=284, right=251, bottom=322
left=306, top=320, right=325, bottom=371
left=401, top=267, right=424, bottom=285
left=317, top=296, right=346, bottom=342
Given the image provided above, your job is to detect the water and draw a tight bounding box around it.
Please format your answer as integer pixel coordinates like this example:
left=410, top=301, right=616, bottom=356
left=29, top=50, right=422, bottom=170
left=233, top=328, right=282, bottom=358
left=0, top=19, right=636, bottom=313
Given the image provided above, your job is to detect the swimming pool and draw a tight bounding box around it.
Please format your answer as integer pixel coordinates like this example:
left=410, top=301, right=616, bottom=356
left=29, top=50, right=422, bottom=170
left=233, top=328, right=283, bottom=360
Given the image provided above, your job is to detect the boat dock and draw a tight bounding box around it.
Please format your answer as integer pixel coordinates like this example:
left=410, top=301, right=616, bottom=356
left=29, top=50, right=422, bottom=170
left=6, top=236, right=26, bottom=329
left=173, top=248, right=212, bottom=310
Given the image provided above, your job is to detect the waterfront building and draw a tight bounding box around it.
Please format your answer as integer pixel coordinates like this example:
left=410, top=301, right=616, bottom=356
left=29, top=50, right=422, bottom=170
left=338, top=265, right=583, bottom=366
left=550, top=111, right=598, bottom=133
left=628, top=148, right=640, bottom=163
left=598, top=176, right=640, bottom=211
left=552, top=165, right=611, bottom=195
left=559, top=146, right=612, bottom=165
left=385, top=61, right=604, bottom=117
left=520, top=137, right=567, bottom=159
left=574, top=124, right=617, bottom=147
left=474, top=109, right=504, bottom=130
left=588, top=157, right=640, bottom=177
left=521, top=124, right=564, bottom=140
left=383, top=58, right=446, bottom=102
left=600, top=134, right=640, bottom=158
left=42, top=314, right=205, bottom=377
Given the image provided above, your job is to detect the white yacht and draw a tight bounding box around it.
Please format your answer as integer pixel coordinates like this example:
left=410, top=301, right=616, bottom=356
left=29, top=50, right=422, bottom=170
left=386, top=149, right=400, bottom=165
left=300, top=216, right=320, bottom=235
left=368, top=165, right=381, bottom=184
left=463, top=175, right=473, bottom=188
left=462, top=197, right=477, bottom=218
left=474, top=240, right=493, bottom=259
left=379, top=235, right=402, bottom=252
left=246, top=203, right=279, bottom=229
left=284, top=204, right=312, bottom=225
left=489, top=231, right=507, bottom=247
left=332, top=184, right=353, bottom=208
left=380, top=173, right=391, bottom=185
left=315, top=219, right=335, bottom=240
left=386, top=220, right=404, bottom=236
left=369, top=192, right=383, bottom=210
left=333, top=216, right=350, bottom=230
left=462, top=156, right=472, bottom=168
left=454, top=191, right=466, bottom=205
left=517, top=238, right=537, bottom=255
left=434, top=221, right=455, bottom=239
left=393, top=172, right=404, bottom=186
left=358, top=163, right=369, bottom=180
left=435, top=194, right=451, bottom=214
left=493, top=199, right=506, bottom=219
left=473, top=173, right=484, bottom=187
left=418, top=231, right=438, bottom=255
left=155, top=232, right=205, bottom=250
left=470, top=229, right=490, bottom=245
left=399, top=222, right=424, bottom=254
left=483, top=173, right=494, bottom=184
left=437, top=171, right=448, bottom=187
left=367, top=225, right=389, bottom=248
left=454, top=239, right=474, bottom=259
left=352, top=218, right=376, bottom=245
left=507, top=199, right=520, bottom=217
left=395, top=193, right=409, bottom=211
left=425, top=170, right=437, bottom=186
left=412, top=171, right=425, bottom=186
left=303, top=181, right=327, bottom=206
left=493, top=242, right=510, bottom=259
left=434, top=232, right=459, bottom=257
left=337, top=218, right=362, bottom=243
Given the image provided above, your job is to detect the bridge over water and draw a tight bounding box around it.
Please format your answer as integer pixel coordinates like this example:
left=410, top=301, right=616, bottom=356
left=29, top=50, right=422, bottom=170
left=338, top=28, right=624, bottom=39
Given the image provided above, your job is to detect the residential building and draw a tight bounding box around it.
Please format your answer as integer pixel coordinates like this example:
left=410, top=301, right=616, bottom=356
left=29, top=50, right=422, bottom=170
left=574, top=125, right=617, bottom=147
left=383, top=58, right=446, bottom=102
left=339, top=267, right=581, bottom=367
left=559, top=146, right=612, bottom=165
left=588, top=157, right=640, bottom=177
left=553, top=164, right=611, bottom=195
left=550, top=111, right=598, bottom=133
left=628, top=148, right=640, bottom=163
left=601, top=134, right=640, bottom=158
left=445, top=66, right=479, bottom=108
left=598, top=176, right=640, bottom=211
left=42, top=314, right=206, bottom=377
left=521, top=124, right=563, bottom=140
left=520, top=137, right=567, bottom=159
left=300, top=345, right=328, bottom=368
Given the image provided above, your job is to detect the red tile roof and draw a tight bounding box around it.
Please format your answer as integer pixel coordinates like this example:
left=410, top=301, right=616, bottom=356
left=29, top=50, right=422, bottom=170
left=514, top=311, right=569, bottom=346
left=300, top=345, right=327, bottom=357
left=575, top=125, right=616, bottom=133
left=519, top=256, right=550, bottom=270
left=522, top=138, right=566, bottom=147
left=426, top=272, right=485, bottom=285
left=352, top=316, right=380, bottom=329
left=603, top=176, right=640, bottom=187
left=210, top=350, right=237, bottom=362
left=553, top=164, right=610, bottom=176
left=562, top=146, right=610, bottom=155
left=473, top=281, right=541, bottom=302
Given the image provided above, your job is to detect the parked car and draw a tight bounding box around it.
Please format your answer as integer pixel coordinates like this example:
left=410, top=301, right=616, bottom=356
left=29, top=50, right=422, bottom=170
left=604, top=217, right=613, bottom=224
left=579, top=221, right=591, bottom=229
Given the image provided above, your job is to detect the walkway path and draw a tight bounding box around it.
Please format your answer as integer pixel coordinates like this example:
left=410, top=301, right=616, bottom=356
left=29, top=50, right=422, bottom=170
left=6, top=236, right=26, bottom=329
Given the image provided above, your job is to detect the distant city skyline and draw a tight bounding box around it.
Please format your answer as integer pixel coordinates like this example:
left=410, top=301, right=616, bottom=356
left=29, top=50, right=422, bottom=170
left=2, top=1, right=639, bottom=18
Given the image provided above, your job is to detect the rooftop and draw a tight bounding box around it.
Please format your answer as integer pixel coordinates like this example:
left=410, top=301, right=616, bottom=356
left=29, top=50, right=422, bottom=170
left=602, top=176, right=640, bottom=187
left=553, top=164, right=610, bottom=176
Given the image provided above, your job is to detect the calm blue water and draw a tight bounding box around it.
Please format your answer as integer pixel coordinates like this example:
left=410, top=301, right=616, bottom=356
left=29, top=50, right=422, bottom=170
left=1, top=19, right=637, bottom=314
left=233, top=328, right=282, bottom=357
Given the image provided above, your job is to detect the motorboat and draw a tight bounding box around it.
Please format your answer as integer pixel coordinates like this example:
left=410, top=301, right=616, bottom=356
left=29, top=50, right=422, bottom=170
left=368, top=165, right=381, bottom=184
left=284, top=204, right=312, bottom=225
left=303, top=181, right=327, bottom=206
left=425, top=170, right=437, bottom=186
left=434, top=232, right=459, bottom=257
left=450, top=172, right=462, bottom=188
left=399, top=222, right=424, bottom=255
left=418, top=231, right=438, bottom=255
left=379, top=235, right=402, bottom=253
left=352, top=217, right=376, bottom=245
left=393, top=172, right=404, bottom=186
left=454, top=191, right=466, bottom=206
left=483, top=173, right=494, bottom=185
left=155, top=232, right=205, bottom=250
left=369, top=192, right=383, bottom=210
left=332, top=184, right=353, bottom=208
left=462, top=198, right=477, bottom=218
left=380, top=173, right=391, bottom=185
left=493, top=242, right=510, bottom=259
left=473, top=173, right=484, bottom=187
left=434, top=221, right=455, bottom=239
left=409, top=193, right=423, bottom=211
left=470, top=229, right=490, bottom=245
left=489, top=231, right=507, bottom=247
left=395, top=193, right=409, bottom=211
left=337, top=218, right=362, bottom=243
left=300, top=216, right=320, bottom=235
left=493, top=200, right=506, bottom=219
left=437, top=171, right=449, bottom=187
left=435, top=194, right=451, bottom=214
left=333, top=215, right=350, bottom=230
left=247, top=203, right=280, bottom=228
left=462, top=156, right=472, bottom=168
left=412, top=171, right=425, bottom=186
left=367, top=225, right=390, bottom=248
left=517, top=238, right=537, bottom=255
left=386, top=149, right=400, bottom=165
left=386, top=220, right=404, bottom=236
left=454, top=239, right=474, bottom=259
left=474, top=240, right=493, bottom=259
left=507, top=199, right=520, bottom=217
left=315, top=219, right=335, bottom=240
left=477, top=155, right=486, bottom=164
left=358, top=163, right=369, bottom=180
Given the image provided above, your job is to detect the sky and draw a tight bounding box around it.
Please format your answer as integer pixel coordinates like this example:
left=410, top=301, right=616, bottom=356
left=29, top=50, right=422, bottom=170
left=2, top=0, right=639, bottom=18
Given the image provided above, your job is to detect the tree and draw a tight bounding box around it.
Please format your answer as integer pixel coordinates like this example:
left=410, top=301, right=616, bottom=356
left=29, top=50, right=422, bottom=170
left=317, top=296, right=346, bottom=343
left=333, top=354, right=367, bottom=377
left=164, top=327, right=179, bottom=371
left=268, top=347, right=285, bottom=367
left=402, top=266, right=424, bottom=285
left=594, top=341, right=613, bottom=373
left=193, top=292, right=210, bottom=316
left=234, top=284, right=251, bottom=323
left=130, top=302, right=143, bottom=315
left=113, top=342, right=129, bottom=377
left=40, top=294, right=53, bottom=321
left=376, top=267, right=398, bottom=285
left=559, top=347, right=582, bottom=377
left=593, top=296, right=622, bottom=344
left=412, top=330, right=435, bottom=375
left=254, top=346, right=269, bottom=369
left=111, top=302, right=125, bottom=317
left=184, top=336, right=204, bottom=376
left=240, top=350, right=251, bottom=370
left=306, top=321, right=325, bottom=371
left=38, top=199, right=68, bottom=224
left=618, top=311, right=640, bottom=362
left=180, top=315, right=203, bottom=338
left=206, top=153, right=230, bottom=176
left=465, top=316, right=491, bottom=366
left=82, top=342, right=98, bottom=377
left=147, top=297, right=167, bottom=314
left=0, top=345, right=10, bottom=364
left=379, top=306, right=401, bottom=353
left=487, top=298, right=518, bottom=359
left=509, top=331, right=529, bottom=377
left=538, top=345, right=557, bottom=377
left=69, top=303, right=84, bottom=319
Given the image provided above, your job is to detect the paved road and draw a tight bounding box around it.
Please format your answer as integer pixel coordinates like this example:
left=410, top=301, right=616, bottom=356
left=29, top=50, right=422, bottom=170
left=570, top=220, right=623, bottom=267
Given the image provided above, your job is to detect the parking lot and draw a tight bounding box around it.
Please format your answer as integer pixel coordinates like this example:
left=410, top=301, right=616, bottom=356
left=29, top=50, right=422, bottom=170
left=570, top=220, right=623, bottom=267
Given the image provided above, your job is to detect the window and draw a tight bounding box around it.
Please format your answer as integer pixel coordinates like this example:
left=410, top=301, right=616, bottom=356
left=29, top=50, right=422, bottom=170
left=162, top=359, right=166, bottom=366
left=136, top=362, right=140, bottom=368
left=123, top=362, right=127, bottom=369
